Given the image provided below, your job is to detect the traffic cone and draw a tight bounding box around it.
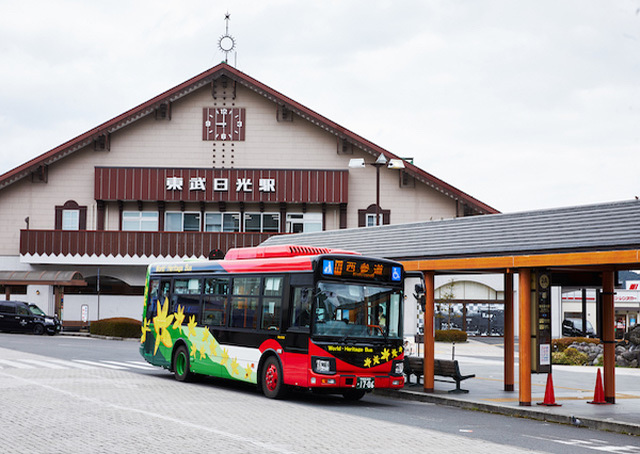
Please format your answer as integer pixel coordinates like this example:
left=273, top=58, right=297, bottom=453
left=587, top=368, right=610, bottom=405
left=537, top=373, right=561, bottom=406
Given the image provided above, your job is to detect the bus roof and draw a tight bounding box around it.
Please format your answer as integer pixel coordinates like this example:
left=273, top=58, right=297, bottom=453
left=224, top=245, right=360, bottom=261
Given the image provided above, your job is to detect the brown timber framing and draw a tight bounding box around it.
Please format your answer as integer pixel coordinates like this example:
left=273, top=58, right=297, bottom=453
left=403, top=248, right=640, bottom=406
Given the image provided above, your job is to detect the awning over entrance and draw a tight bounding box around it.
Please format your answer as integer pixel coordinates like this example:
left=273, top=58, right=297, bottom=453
left=0, top=270, right=86, bottom=286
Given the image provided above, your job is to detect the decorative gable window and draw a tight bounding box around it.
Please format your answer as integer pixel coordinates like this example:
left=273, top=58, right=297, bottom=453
left=55, top=200, right=87, bottom=230
left=358, top=204, right=389, bottom=227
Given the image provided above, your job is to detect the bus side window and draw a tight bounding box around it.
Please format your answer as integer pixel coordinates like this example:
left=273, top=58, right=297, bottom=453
left=172, top=278, right=202, bottom=323
left=159, top=280, right=171, bottom=309
left=261, top=277, right=283, bottom=331
left=291, top=287, right=312, bottom=329
left=147, top=279, right=160, bottom=317
left=203, top=277, right=229, bottom=327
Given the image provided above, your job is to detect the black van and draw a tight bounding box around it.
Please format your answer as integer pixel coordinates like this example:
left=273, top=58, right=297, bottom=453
left=562, top=318, right=596, bottom=338
left=0, top=300, right=61, bottom=335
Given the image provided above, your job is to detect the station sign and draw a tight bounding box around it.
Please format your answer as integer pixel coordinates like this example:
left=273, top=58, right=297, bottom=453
left=531, top=270, right=552, bottom=374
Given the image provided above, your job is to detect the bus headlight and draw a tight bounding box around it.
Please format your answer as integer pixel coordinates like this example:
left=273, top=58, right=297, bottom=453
left=394, top=360, right=404, bottom=375
left=312, top=357, right=336, bottom=375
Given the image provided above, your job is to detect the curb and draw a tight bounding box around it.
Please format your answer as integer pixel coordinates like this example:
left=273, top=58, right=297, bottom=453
left=374, top=388, right=640, bottom=437
left=60, top=331, right=138, bottom=342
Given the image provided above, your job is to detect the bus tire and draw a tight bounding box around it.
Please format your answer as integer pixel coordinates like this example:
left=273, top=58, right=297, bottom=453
left=261, top=356, right=286, bottom=399
left=342, top=389, right=366, bottom=401
left=173, top=345, right=193, bottom=382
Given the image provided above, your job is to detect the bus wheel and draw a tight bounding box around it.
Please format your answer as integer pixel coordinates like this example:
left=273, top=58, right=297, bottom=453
left=173, top=345, right=193, bottom=382
left=342, top=389, right=366, bottom=401
left=262, top=356, right=286, bottom=399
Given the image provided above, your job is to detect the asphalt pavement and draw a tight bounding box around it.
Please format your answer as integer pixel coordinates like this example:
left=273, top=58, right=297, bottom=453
left=376, top=338, right=640, bottom=436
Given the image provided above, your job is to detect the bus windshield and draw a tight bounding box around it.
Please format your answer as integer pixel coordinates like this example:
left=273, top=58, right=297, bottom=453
left=313, top=281, right=402, bottom=339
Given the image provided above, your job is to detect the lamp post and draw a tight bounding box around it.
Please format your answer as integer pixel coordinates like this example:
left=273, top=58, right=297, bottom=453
left=349, top=153, right=405, bottom=226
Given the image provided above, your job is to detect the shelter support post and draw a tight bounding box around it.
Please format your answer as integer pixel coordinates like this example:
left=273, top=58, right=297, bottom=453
left=518, top=269, right=532, bottom=406
left=602, top=271, right=616, bottom=404
left=423, top=271, right=435, bottom=392
left=504, top=271, right=515, bottom=391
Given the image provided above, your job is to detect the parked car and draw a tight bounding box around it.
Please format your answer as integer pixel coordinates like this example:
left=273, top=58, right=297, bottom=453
left=0, top=300, right=61, bottom=335
left=562, top=318, right=596, bottom=338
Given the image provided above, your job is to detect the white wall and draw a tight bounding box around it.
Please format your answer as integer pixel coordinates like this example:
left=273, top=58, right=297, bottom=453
left=62, top=294, right=143, bottom=322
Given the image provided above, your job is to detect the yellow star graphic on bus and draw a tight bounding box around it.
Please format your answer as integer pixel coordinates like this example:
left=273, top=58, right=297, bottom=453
left=244, top=364, right=253, bottom=379
left=172, top=305, right=185, bottom=329
left=152, top=298, right=175, bottom=354
left=373, top=355, right=380, bottom=366
left=221, top=348, right=229, bottom=365
left=209, top=338, right=218, bottom=355
left=199, top=345, right=207, bottom=360
left=140, top=319, right=151, bottom=344
left=391, top=348, right=398, bottom=358
left=364, top=357, right=372, bottom=368
left=187, top=316, right=197, bottom=337
left=399, top=346, right=403, bottom=353
left=202, top=329, right=210, bottom=342
left=381, top=348, right=390, bottom=362
left=190, top=343, right=198, bottom=358
left=231, top=358, right=240, bottom=376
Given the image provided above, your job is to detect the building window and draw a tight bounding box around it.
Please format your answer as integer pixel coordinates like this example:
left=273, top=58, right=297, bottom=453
left=165, top=212, right=201, bottom=232
left=286, top=213, right=322, bottom=233
left=244, top=213, right=280, bottom=233
left=204, top=212, right=241, bottom=232
left=55, top=200, right=87, bottom=230
left=122, top=211, right=159, bottom=231
left=62, top=210, right=80, bottom=230
left=365, top=213, right=383, bottom=227
left=358, top=204, right=390, bottom=227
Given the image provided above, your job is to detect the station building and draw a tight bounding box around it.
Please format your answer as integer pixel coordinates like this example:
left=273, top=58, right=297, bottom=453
left=0, top=62, right=498, bottom=328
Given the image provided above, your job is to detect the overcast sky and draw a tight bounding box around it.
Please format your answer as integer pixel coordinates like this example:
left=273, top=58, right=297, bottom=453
left=1, top=0, right=639, bottom=213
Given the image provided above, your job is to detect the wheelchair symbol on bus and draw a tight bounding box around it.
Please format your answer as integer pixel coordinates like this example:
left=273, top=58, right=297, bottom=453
left=323, top=260, right=334, bottom=275
left=391, top=267, right=401, bottom=281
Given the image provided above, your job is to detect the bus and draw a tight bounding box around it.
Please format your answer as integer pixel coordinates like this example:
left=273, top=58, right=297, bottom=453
left=140, top=244, right=406, bottom=400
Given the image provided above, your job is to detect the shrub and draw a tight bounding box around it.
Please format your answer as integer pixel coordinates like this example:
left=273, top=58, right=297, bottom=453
left=90, top=317, right=141, bottom=339
left=435, top=329, right=468, bottom=343
left=552, top=347, right=589, bottom=366
left=552, top=337, right=600, bottom=353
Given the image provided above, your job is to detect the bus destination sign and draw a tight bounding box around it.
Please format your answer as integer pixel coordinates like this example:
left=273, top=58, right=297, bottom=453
left=321, top=259, right=402, bottom=282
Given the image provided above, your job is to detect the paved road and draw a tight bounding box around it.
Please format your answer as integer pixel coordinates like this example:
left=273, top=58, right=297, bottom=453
left=1, top=333, right=639, bottom=453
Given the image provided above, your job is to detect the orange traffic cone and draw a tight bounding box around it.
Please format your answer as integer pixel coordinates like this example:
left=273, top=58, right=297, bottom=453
left=537, top=373, right=561, bottom=406
left=587, top=368, right=610, bottom=405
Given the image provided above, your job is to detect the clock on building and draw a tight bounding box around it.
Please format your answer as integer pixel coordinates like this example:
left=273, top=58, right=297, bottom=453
left=203, top=107, right=246, bottom=141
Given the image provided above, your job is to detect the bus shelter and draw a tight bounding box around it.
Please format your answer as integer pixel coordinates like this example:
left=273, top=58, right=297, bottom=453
left=262, top=200, right=640, bottom=405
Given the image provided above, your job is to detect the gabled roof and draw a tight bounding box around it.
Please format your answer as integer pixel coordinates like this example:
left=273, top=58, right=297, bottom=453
left=261, top=199, right=640, bottom=262
left=0, top=63, right=498, bottom=214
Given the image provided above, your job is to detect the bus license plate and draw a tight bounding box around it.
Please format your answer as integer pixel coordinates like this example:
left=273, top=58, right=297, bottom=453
left=356, top=377, right=375, bottom=390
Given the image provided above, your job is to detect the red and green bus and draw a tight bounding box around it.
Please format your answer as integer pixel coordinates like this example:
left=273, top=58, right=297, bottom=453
left=140, top=244, right=405, bottom=399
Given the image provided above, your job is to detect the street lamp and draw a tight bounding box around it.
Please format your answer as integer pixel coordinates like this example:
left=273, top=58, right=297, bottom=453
left=349, top=154, right=405, bottom=226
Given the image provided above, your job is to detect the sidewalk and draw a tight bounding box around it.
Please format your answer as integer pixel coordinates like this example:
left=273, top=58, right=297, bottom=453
left=377, top=339, right=640, bottom=436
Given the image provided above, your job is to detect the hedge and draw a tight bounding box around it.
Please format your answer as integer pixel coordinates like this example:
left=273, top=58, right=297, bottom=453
left=552, top=347, right=589, bottom=366
left=552, top=337, right=600, bottom=353
left=435, top=329, right=468, bottom=343
left=89, top=317, right=142, bottom=339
